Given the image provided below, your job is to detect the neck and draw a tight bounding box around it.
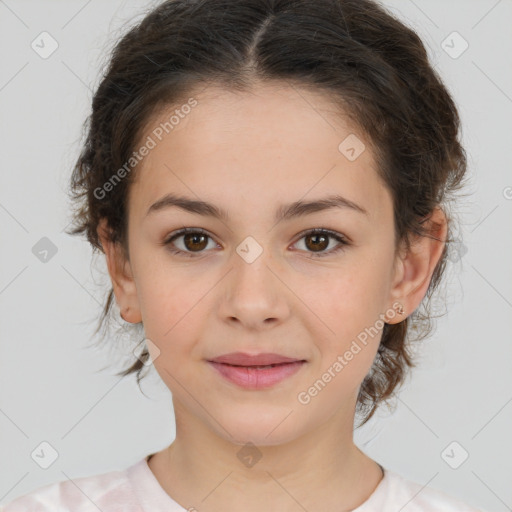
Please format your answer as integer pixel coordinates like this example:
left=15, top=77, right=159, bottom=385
left=148, top=400, right=384, bottom=512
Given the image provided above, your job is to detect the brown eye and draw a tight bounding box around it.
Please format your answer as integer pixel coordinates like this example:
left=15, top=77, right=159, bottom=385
left=304, top=232, right=329, bottom=252
left=164, top=228, right=217, bottom=257
left=293, top=228, right=349, bottom=258
left=182, top=232, right=208, bottom=251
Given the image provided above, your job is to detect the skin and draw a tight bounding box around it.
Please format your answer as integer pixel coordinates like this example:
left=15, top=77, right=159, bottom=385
left=98, top=82, right=447, bottom=512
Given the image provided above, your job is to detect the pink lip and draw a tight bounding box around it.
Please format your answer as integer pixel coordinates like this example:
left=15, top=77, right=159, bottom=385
left=207, top=352, right=306, bottom=389
left=209, top=352, right=303, bottom=366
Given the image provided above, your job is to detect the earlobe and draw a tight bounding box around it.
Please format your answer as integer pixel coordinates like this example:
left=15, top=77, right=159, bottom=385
left=97, top=218, right=142, bottom=324
left=383, top=301, right=406, bottom=323
left=386, top=207, right=447, bottom=324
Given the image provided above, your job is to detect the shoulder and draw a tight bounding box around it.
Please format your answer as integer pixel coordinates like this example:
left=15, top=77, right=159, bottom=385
left=377, top=469, right=485, bottom=512
left=0, top=461, right=141, bottom=512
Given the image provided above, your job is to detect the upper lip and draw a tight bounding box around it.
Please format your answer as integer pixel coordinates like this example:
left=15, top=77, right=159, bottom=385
left=208, top=352, right=305, bottom=366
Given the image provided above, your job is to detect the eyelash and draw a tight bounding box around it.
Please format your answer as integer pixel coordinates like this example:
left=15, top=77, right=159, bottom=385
left=162, top=227, right=350, bottom=259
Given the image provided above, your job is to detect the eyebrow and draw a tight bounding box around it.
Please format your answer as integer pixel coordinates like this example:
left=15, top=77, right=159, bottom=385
left=145, top=192, right=369, bottom=222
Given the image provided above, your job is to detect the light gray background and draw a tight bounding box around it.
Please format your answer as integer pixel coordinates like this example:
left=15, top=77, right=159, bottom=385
left=1, top=0, right=511, bottom=510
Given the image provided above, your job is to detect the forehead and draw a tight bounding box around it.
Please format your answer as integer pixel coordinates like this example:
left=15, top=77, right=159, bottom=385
left=128, top=82, right=391, bottom=225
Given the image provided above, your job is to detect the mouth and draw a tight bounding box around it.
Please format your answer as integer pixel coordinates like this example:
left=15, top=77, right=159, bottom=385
left=208, top=352, right=305, bottom=366
left=206, top=353, right=307, bottom=389
left=218, top=362, right=297, bottom=369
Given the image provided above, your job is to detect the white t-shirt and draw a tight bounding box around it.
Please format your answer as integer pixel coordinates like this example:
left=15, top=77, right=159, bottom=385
left=0, top=454, right=485, bottom=511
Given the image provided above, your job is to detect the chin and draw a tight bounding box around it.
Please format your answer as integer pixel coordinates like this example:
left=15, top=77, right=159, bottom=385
left=213, top=407, right=308, bottom=447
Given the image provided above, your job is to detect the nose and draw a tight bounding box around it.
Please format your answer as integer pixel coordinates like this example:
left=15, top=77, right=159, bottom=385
left=218, top=245, right=291, bottom=331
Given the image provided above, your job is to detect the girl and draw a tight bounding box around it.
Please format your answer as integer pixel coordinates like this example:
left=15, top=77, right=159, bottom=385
left=1, top=0, right=486, bottom=510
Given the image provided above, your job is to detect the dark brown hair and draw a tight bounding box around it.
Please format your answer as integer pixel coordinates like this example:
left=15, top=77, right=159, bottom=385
left=66, top=0, right=467, bottom=426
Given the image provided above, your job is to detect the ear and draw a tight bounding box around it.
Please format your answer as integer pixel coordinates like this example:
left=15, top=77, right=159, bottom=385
left=386, top=207, right=448, bottom=323
left=97, top=218, right=142, bottom=324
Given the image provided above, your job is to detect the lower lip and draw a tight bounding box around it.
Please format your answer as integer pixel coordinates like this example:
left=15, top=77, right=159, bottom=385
left=207, top=361, right=305, bottom=389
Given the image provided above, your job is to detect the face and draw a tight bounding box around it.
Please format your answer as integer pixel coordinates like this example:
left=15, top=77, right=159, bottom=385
left=103, top=82, right=439, bottom=446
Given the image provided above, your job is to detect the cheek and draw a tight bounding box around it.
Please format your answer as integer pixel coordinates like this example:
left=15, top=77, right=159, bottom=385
left=314, top=260, right=390, bottom=337
left=139, top=281, right=203, bottom=386
left=133, top=253, right=205, bottom=346
left=306, top=253, right=393, bottom=385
